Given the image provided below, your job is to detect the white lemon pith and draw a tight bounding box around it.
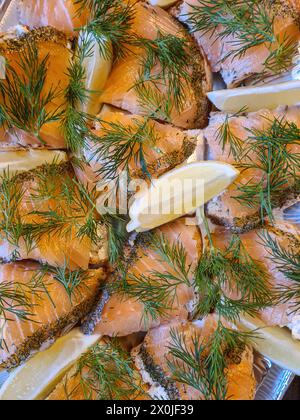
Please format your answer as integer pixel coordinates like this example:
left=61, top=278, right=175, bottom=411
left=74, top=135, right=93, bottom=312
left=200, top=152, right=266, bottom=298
left=127, top=161, right=239, bottom=232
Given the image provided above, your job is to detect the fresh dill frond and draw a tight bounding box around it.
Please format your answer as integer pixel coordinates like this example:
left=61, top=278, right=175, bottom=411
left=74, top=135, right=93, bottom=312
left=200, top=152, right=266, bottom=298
left=33, top=262, right=91, bottom=302
left=260, top=34, right=298, bottom=79
left=260, top=231, right=300, bottom=314
left=61, top=34, right=94, bottom=153
left=134, top=82, right=172, bottom=122
left=234, top=117, right=300, bottom=222
left=0, top=163, right=105, bottom=256
left=76, top=340, right=143, bottom=400
left=134, top=32, right=191, bottom=112
left=0, top=274, right=51, bottom=351
left=187, top=0, right=297, bottom=77
left=0, top=42, right=62, bottom=142
left=216, top=107, right=247, bottom=159
left=167, top=321, right=257, bottom=400
left=101, top=213, right=129, bottom=265
left=90, top=117, right=160, bottom=181
left=75, top=0, right=136, bottom=60
left=0, top=169, right=27, bottom=255
left=195, top=233, right=273, bottom=322
left=110, top=233, right=192, bottom=326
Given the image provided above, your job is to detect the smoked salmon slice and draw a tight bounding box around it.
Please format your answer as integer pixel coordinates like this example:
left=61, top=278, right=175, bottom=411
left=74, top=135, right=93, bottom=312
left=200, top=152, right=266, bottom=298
left=212, top=224, right=300, bottom=330
left=131, top=316, right=256, bottom=400
left=18, top=0, right=88, bottom=35
left=100, top=2, right=212, bottom=129
left=75, top=106, right=203, bottom=189
left=0, top=27, right=71, bottom=150
left=171, top=0, right=300, bottom=87
left=0, top=161, right=108, bottom=270
left=203, top=106, right=300, bottom=232
left=0, top=261, right=106, bottom=369
left=83, top=218, right=202, bottom=337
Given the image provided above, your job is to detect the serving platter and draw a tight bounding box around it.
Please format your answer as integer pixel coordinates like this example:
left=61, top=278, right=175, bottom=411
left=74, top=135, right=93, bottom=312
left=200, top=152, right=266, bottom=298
left=0, top=0, right=297, bottom=401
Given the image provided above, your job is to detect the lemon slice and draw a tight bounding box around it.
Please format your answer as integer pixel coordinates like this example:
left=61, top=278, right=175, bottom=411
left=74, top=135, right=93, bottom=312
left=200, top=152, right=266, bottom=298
left=208, top=80, right=300, bottom=113
left=127, top=161, right=239, bottom=232
left=238, top=315, right=300, bottom=375
left=0, top=329, right=100, bottom=400
left=79, top=32, right=112, bottom=116
left=0, top=150, right=67, bottom=178
left=149, top=0, right=179, bottom=7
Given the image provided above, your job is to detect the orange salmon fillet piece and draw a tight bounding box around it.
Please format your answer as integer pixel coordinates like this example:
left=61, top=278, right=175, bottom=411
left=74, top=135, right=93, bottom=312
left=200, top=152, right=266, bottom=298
left=203, top=106, right=300, bottom=232
left=100, top=2, right=212, bottom=129
left=171, top=0, right=300, bottom=87
left=132, top=315, right=256, bottom=400
left=74, top=106, right=203, bottom=189
left=0, top=163, right=108, bottom=270
left=88, top=219, right=202, bottom=337
left=0, top=28, right=70, bottom=150
left=212, top=225, right=300, bottom=329
left=0, top=261, right=106, bottom=369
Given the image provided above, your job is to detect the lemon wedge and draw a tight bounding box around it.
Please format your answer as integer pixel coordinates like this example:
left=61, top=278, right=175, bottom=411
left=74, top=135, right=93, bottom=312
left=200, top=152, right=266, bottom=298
left=208, top=80, right=300, bottom=113
left=0, top=150, right=67, bottom=178
left=0, top=329, right=100, bottom=400
left=238, top=315, right=300, bottom=375
left=79, top=32, right=112, bottom=116
left=149, top=0, right=179, bottom=7
left=127, top=161, right=239, bottom=232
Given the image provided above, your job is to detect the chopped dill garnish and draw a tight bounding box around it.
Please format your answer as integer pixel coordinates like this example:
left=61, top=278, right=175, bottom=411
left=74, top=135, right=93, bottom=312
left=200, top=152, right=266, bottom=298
left=74, top=340, right=144, bottom=400
left=0, top=42, right=63, bottom=142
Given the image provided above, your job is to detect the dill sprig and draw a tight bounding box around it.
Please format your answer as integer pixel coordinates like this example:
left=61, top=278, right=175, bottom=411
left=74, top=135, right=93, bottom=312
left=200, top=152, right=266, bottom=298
left=167, top=321, right=257, bottom=400
left=75, top=0, right=136, bottom=60
left=0, top=270, right=53, bottom=351
left=33, top=262, right=91, bottom=302
left=260, top=231, right=300, bottom=314
left=110, top=233, right=192, bottom=326
left=195, top=233, right=273, bottom=322
left=234, top=117, right=300, bottom=222
left=187, top=0, right=297, bottom=78
left=61, top=34, right=95, bottom=153
left=0, top=170, right=26, bottom=254
left=0, top=42, right=62, bottom=142
left=101, top=213, right=129, bottom=265
left=0, top=163, right=126, bottom=265
left=75, top=340, right=143, bottom=400
left=216, top=107, right=247, bottom=159
left=0, top=164, right=99, bottom=256
left=134, top=32, right=191, bottom=113
left=90, top=117, right=160, bottom=181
